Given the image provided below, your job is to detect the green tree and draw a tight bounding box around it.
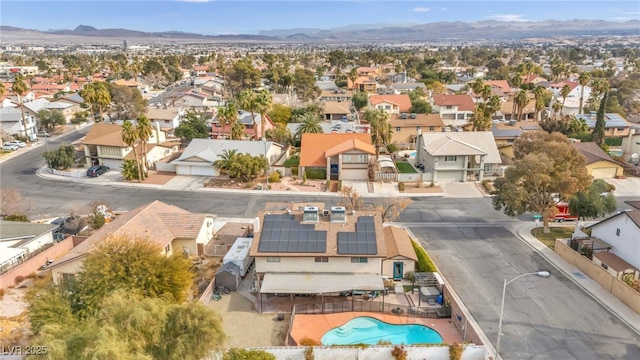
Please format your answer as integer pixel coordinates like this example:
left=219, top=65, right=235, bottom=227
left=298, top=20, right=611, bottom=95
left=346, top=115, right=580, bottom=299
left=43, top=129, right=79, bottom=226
left=121, top=159, right=140, bottom=181
left=109, top=84, right=148, bottom=121
left=227, top=57, right=261, bottom=95
left=213, top=149, right=238, bottom=175
left=268, top=103, right=292, bottom=125
left=352, top=91, right=368, bottom=113
left=224, top=349, right=276, bottom=360
left=122, top=120, right=143, bottom=181
left=175, top=110, right=210, bottom=141
left=80, top=82, right=111, bottom=121
left=266, top=124, right=292, bottom=144
left=237, top=89, right=260, bottom=139
left=347, top=67, right=358, bottom=90
left=560, top=84, right=571, bottom=118
left=255, top=89, right=273, bottom=140
left=226, top=153, right=267, bottom=181
left=510, top=73, right=523, bottom=119
left=43, top=144, right=75, bottom=170
left=136, top=115, right=153, bottom=179
left=409, top=98, right=432, bottom=115
left=363, top=108, right=391, bottom=159
left=12, top=74, right=30, bottom=140
left=492, top=132, right=591, bottom=233
left=514, top=89, right=529, bottom=121
left=541, top=115, right=590, bottom=140
left=533, top=86, right=548, bottom=121
left=592, top=92, right=608, bottom=146
left=217, top=102, right=240, bottom=139
left=293, top=68, right=320, bottom=102
left=578, top=72, right=591, bottom=114
left=37, top=109, right=66, bottom=132
left=294, top=113, right=323, bottom=140
left=569, top=179, right=617, bottom=220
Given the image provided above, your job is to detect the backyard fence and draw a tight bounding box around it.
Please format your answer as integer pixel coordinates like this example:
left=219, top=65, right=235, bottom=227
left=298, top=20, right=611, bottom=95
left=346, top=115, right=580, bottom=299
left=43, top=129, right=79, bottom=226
left=293, top=300, right=446, bottom=319
left=203, top=244, right=229, bottom=257
left=374, top=172, right=397, bottom=182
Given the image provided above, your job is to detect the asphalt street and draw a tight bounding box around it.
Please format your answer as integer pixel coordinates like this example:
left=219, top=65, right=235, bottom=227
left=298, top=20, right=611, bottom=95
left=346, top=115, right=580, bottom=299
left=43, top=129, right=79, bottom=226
left=1, top=127, right=640, bottom=359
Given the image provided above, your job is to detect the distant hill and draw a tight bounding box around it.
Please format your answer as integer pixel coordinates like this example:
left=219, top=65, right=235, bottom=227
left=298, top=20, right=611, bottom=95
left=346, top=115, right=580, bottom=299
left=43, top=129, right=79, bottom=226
left=1, top=19, right=638, bottom=44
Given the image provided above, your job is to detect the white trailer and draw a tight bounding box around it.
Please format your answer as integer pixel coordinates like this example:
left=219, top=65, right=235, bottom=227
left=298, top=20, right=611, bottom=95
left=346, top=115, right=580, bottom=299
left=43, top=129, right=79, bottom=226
left=223, top=237, right=254, bottom=277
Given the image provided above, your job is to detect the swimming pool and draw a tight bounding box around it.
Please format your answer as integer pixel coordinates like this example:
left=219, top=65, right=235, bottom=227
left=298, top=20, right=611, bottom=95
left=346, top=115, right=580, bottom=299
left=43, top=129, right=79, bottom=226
left=321, top=316, right=443, bottom=345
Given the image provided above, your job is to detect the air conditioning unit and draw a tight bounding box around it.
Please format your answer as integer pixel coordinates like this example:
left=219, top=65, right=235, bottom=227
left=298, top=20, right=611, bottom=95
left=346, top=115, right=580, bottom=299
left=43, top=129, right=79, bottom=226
left=401, top=113, right=408, bottom=119
left=410, top=113, right=417, bottom=119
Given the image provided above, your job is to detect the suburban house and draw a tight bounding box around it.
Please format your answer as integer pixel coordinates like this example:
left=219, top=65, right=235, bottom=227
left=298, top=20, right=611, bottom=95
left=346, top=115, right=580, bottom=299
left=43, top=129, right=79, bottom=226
left=491, top=121, right=543, bottom=159
left=82, top=123, right=179, bottom=169
left=415, top=131, right=502, bottom=183
left=501, top=92, right=537, bottom=121
left=431, top=94, right=475, bottom=126
left=113, top=79, right=149, bottom=94
left=249, top=202, right=387, bottom=311
left=388, top=82, right=427, bottom=95
left=210, top=110, right=275, bottom=140
left=146, top=105, right=186, bottom=130
left=24, top=98, right=75, bottom=123
left=0, top=220, right=58, bottom=275
left=621, top=127, right=640, bottom=163
left=368, top=94, right=412, bottom=115
left=47, top=200, right=216, bottom=284
left=586, top=201, right=640, bottom=279
left=389, top=113, right=444, bottom=146
left=175, top=91, right=209, bottom=110
left=287, top=121, right=370, bottom=136
left=319, top=89, right=353, bottom=103
left=575, top=112, right=632, bottom=137
left=521, top=74, right=548, bottom=85
left=349, top=76, right=378, bottom=94
left=382, top=226, right=417, bottom=280
left=52, top=93, right=85, bottom=116
left=322, top=100, right=352, bottom=121
left=170, top=138, right=286, bottom=176
left=299, top=133, right=375, bottom=181
left=193, top=65, right=209, bottom=77
left=572, top=142, right=624, bottom=179
left=0, top=106, right=38, bottom=139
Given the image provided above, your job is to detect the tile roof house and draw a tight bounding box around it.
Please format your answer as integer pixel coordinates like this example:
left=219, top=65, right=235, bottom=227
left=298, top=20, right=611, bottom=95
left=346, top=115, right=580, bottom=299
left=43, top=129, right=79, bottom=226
left=348, top=76, right=378, bottom=94
left=431, top=94, right=475, bottom=126
left=249, top=202, right=387, bottom=311
left=389, top=113, right=444, bottom=145
left=24, top=98, right=75, bottom=122
left=572, top=142, right=624, bottom=179
left=170, top=138, right=285, bottom=176
left=322, top=100, right=352, bottom=121
left=415, top=131, right=501, bottom=183
left=491, top=121, right=542, bottom=159
left=48, top=200, right=215, bottom=284
left=211, top=110, right=275, bottom=140
left=382, top=226, right=418, bottom=280
left=368, top=94, right=412, bottom=115
left=146, top=106, right=186, bottom=130
left=82, top=123, right=178, bottom=169
left=299, top=133, right=375, bottom=181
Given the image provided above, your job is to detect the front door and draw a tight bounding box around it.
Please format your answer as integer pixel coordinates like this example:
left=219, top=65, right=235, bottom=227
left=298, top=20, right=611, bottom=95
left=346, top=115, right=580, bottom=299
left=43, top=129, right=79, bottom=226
left=393, top=262, right=403, bottom=280
left=330, top=163, right=339, bottom=180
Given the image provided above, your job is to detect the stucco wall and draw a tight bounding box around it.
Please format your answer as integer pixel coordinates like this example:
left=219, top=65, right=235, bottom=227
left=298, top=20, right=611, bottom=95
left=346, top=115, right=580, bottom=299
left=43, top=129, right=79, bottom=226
left=590, top=214, right=640, bottom=270
left=255, top=256, right=382, bottom=274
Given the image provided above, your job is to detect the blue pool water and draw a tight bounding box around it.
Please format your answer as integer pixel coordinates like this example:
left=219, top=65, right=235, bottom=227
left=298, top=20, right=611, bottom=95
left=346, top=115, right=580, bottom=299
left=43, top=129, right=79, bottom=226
left=410, top=151, right=416, bottom=157
left=321, top=316, right=443, bottom=345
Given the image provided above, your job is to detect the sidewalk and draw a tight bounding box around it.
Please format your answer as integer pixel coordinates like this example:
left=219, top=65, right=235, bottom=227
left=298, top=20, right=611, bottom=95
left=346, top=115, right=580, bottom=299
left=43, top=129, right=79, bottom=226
left=514, top=222, right=640, bottom=336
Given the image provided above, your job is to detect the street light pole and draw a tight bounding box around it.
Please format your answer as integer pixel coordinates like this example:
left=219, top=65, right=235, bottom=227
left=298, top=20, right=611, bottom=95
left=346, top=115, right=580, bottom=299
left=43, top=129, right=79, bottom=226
left=495, top=270, right=550, bottom=359
left=263, top=137, right=269, bottom=190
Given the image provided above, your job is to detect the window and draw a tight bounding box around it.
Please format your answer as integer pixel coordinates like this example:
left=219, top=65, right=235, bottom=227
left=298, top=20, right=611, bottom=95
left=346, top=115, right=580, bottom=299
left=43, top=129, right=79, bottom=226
left=267, top=257, right=281, bottom=262
left=351, top=257, right=368, bottom=263
left=429, top=126, right=435, bottom=131
left=601, top=263, right=609, bottom=270
left=165, top=244, right=171, bottom=253
left=444, top=156, right=457, bottom=162
left=164, top=120, right=171, bottom=124
left=343, top=154, right=368, bottom=163
left=616, top=228, right=620, bottom=236
left=446, top=105, right=453, bottom=109
left=617, top=128, right=625, bottom=131
left=484, top=164, right=491, bottom=172
left=396, top=127, right=401, bottom=132
left=315, top=257, right=329, bottom=263
left=385, top=105, right=391, bottom=110
left=61, top=273, right=76, bottom=283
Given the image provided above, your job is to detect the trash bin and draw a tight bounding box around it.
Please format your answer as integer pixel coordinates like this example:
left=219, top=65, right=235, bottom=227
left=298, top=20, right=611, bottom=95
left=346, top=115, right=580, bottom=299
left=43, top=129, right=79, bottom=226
left=437, top=294, right=443, bottom=305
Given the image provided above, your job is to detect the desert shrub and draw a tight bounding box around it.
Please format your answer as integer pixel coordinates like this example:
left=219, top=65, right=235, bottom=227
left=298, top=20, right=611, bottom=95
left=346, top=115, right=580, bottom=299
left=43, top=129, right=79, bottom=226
left=14, top=275, right=25, bottom=285
left=223, top=348, right=276, bottom=360
left=88, top=211, right=106, bottom=230
left=304, top=346, right=315, bottom=360
left=325, top=180, right=331, bottom=191
left=25, top=273, right=37, bottom=279
left=398, top=182, right=405, bottom=191
left=449, top=343, right=464, bottom=360
left=268, top=171, right=281, bottom=183
left=299, top=337, right=320, bottom=346
left=391, top=345, right=407, bottom=360
left=3, top=214, right=29, bottom=222
left=291, top=166, right=299, bottom=176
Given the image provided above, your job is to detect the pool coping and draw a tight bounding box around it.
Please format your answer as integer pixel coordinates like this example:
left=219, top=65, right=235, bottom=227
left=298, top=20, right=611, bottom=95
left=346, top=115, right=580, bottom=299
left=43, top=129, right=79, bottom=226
left=291, top=311, right=464, bottom=345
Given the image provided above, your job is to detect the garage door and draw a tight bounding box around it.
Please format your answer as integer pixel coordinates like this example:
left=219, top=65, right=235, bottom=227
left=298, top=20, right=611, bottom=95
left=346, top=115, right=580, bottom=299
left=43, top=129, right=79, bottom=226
left=341, top=168, right=368, bottom=180
left=176, top=165, right=215, bottom=176
left=102, top=159, right=122, bottom=170
left=435, top=170, right=463, bottom=183
left=591, top=167, right=617, bottom=179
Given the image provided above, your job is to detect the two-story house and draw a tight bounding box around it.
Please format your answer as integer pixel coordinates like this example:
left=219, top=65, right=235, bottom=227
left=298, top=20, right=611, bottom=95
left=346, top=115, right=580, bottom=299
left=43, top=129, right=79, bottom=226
left=146, top=106, right=186, bottom=130
left=431, top=94, right=475, bottom=127
left=250, top=203, right=387, bottom=311
left=299, top=133, right=375, bottom=181
left=0, top=220, right=58, bottom=277
left=575, top=112, right=632, bottom=138
left=210, top=110, right=275, bottom=140
left=349, top=76, right=378, bottom=94
left=389, top=113, right=444, bottom=146
left=0, top=106, right=37, bottom=139
left=47, top=200, right=216, bottom=284
left=368, top=94, right=412, bottom=116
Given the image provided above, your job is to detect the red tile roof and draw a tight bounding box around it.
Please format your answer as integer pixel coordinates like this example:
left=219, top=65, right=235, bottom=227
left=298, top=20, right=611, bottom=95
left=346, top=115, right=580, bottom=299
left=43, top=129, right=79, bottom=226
left=300, top=133, right=373, bottom=167
left=369, top=94, right=412, bottom=113
left=432, top=94, right=475, bottom=112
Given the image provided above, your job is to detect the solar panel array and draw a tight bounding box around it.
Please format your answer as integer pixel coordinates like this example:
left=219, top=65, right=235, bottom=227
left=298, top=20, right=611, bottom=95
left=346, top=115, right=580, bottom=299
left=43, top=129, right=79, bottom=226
left=577, top=113, right=628, bottom=128
left=258, top=214, right=327, bottom=253
left=337, top=216, right=377, bottom=255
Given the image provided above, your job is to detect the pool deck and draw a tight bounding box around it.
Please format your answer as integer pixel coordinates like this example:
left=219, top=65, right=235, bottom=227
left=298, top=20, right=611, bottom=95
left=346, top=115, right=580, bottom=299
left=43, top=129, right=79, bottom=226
left=291, top=312, right=463, bottom=345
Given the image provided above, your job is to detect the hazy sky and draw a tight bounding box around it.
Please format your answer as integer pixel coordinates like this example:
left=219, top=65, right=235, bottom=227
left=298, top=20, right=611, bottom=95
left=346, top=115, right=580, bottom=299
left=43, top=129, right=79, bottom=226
left=2, top=1, right=639, bottom=35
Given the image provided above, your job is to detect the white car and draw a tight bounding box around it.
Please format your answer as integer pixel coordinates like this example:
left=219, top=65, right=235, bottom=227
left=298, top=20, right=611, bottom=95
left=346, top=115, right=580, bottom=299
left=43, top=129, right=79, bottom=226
left=2, top=142, right=19, bottom=151
left=6, top=140, right=26, bottom=148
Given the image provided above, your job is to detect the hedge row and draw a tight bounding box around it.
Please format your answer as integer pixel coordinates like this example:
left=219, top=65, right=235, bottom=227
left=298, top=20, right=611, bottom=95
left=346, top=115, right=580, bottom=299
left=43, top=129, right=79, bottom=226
left=411, top=240, right=438, bottom=272
left=305, top=168, right=326, bottom=180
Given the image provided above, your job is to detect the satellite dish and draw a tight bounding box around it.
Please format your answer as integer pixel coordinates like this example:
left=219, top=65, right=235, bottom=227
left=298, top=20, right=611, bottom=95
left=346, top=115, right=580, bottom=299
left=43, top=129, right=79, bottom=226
left=631, top=153, right=639, bottom=165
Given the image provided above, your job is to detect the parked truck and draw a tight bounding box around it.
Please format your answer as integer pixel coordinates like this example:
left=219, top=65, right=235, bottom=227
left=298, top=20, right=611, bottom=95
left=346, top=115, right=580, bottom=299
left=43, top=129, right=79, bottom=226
left=551, top=203, right=578, bottom=222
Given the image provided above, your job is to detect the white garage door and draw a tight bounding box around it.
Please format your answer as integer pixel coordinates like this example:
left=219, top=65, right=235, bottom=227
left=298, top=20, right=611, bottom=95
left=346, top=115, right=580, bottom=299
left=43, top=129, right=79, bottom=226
left=341, top=168, right=368, bottom=180
left=102, top=159, right=123, bottom=170
left=435, top=170, right=463, bottom=183
left=591, top=167, right=617, bottom=179
left=176, top=165, right=215, bottom=176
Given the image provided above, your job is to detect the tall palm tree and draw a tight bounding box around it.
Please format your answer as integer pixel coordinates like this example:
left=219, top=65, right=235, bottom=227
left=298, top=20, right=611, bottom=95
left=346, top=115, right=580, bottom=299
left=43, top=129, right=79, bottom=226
left=364, top=108, right=391, bottom=159
left=514, top=89, right=529, bottom=122
left=533, top=86, right=547, bottom=122
left=213, top=149, right=238, bottom=175
left=217, top=102, right=239, bottom=139
left=347, top=67, right=359, bottom=90
left=237, top=89, right=259, bottom=139
left=121, top=120, right=142, bottom=181
left=552, top=100, right=562, bottom=120
left=255, top=89, right=273, bottom=140
left=294, top=113, right=323, bottom=140
left=136, top=115, right=153, bottom=179
left=12, top=75, right=29, bottom=141
left=510, top=73, right=523, bottom=120
left=577, top=72, right=591, bottom=115
left=560, top=84, right=571, bottom=118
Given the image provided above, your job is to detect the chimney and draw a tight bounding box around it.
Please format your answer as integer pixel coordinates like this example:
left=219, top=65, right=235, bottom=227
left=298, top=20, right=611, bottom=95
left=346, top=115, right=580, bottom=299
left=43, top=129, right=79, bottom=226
left=155, top=122, right=161, bottom=144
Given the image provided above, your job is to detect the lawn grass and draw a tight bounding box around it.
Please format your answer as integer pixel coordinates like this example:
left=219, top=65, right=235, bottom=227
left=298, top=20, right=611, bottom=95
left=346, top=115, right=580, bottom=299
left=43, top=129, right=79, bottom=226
left=531, top=226, right=574, bottom=249
left=283, top=156, right=299, bottom=167
left=396, top=162, right=417, bottom=173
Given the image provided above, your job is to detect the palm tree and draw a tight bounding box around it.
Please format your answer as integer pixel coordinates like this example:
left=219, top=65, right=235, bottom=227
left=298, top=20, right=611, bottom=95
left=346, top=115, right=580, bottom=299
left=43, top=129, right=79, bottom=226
left=364, top=108, right=391, bottom=159
left=217, top=102, right=239, bottom=139
left=514, top=89, right=529, bottom=122
left=552, top=100, right=562, bottom=120
left=347, top=67, right=358, bottom=90
left=121, top=120, right=142, bottom=181
left=294, top=113, right=323, bottom=140
left=255, top=89, right=273, bottom=140
left=533, top=86, right=547, bottom=121
left=213, top=149, right=238, bottom=175
left=12, top=75, right=30, bottom=141
left=136, top=115, right=153, bottom=179
left=560, top=84, right=571, bottom=118
left=578, top=72, right=591, bottom=115
left=510, top=73, right=523, bottom=120
left=237, top=89, right=259, bottom=139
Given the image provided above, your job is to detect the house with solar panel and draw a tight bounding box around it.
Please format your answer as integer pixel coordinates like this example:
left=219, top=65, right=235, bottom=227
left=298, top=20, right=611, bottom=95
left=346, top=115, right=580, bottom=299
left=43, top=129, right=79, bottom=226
left=249, top=202, right=392, bottom=312
left=575, top=112, right=632, bottom=138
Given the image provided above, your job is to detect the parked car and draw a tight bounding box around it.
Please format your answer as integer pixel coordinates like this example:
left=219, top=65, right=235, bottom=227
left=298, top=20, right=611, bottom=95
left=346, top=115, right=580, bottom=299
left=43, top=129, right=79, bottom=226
left=6, top=140, right=26, bottom=148
left=86, top=165, right=110, bottom=177
left=2, top=142, right=19, bottom=151
left=37, top=131, right=50, bottom=137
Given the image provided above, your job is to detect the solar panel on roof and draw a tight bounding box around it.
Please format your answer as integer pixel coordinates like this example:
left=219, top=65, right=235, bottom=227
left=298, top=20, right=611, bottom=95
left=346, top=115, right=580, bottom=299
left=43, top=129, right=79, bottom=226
left=337, top=216, right=378, bottom=255
left=258, top=214, right=326, bottom=253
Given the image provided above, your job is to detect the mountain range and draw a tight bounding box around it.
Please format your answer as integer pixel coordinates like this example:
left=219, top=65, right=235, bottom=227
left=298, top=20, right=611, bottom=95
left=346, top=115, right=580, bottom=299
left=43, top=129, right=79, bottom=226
left=1, top=20, right=639, bottom=44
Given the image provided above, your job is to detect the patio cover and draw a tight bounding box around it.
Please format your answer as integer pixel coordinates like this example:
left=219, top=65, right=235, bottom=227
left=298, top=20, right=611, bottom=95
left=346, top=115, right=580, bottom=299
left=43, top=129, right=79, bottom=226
left=260, top=273, right=384, bottom=294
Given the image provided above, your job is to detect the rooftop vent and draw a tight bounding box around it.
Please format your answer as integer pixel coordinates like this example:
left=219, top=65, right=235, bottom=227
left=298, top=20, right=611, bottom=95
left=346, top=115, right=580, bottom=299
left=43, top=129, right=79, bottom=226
left=411, top=113, right=417, bottom=119
left=401, top=113, right=408, bottom=119
left=330, top=206, right=346, bottom=223
left=302, top=206, right=319, bottom=223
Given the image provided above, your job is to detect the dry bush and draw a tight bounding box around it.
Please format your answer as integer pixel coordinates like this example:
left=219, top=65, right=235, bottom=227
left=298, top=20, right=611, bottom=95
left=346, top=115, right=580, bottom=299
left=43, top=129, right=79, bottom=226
left=299, top=337, right=320, bottom=346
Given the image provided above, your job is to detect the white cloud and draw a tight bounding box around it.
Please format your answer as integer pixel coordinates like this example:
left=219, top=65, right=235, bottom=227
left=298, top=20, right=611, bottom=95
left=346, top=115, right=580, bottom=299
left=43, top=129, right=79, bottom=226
left=488, top=14, right=528, bottom=22
left=412, top=7, right=430, bottom=13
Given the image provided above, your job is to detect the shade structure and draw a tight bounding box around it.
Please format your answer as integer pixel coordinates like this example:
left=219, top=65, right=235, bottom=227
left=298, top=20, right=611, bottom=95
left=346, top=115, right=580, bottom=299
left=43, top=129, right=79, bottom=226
left=260, top=273, right=384, bottom=294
